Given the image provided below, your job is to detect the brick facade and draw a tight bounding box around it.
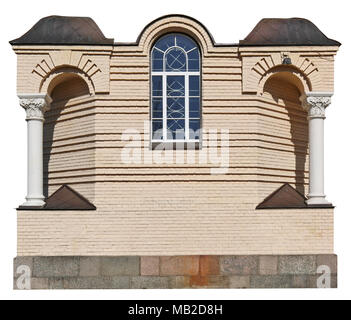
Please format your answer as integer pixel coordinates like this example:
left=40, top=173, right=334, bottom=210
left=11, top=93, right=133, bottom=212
left=11, top=15, right=340, bottom=289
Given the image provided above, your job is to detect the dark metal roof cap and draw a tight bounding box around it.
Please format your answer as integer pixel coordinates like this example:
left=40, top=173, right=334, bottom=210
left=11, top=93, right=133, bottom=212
left=256, top=183, right=307, bottom=209
left=240, top=18, right=341, bottom=47
left=44, top=185, right=96, bottom=210
left=10, top=15, right=114, bottom=45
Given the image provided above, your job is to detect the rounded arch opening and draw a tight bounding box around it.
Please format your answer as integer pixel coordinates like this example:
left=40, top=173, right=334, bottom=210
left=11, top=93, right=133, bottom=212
left=151, top=32, right=201, bottom=70
left=40, top=67, right=94, bottom=97
left=259, top=65, right=311, bottom=97
left=49, top=73, right=91, bottom=103
left=137, top=14, right=216, bottom=49
left=139, top=16, right=212, bottom=55
left=149, top=29, right=204, bottom=56
left=263, top=72, right=303, bottom=104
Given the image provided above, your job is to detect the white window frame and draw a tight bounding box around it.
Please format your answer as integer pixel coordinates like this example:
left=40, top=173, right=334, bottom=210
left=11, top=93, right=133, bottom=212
left=151, top=34, right=201, bottom=144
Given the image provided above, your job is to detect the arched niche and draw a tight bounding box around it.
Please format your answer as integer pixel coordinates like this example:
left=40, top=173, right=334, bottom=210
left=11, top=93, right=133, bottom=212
left=262, top=71, right=309, bottom=195
left=49, top=73, right=91, bottom=103
left=43, top=72, right=94, bottom=198
left=40, top=67, right=94, bottom=96
left=258, top=65, right=311, bottom=97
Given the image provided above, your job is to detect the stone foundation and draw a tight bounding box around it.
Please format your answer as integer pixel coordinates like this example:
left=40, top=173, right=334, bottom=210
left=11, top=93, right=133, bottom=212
left=13, top=255, right=337, bottom=289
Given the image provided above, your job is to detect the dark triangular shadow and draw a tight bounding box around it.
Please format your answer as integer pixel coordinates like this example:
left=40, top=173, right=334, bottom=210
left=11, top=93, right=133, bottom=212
left=256, top=183, right=307, bottom=209
left=44, top=185, right=96, bottom=210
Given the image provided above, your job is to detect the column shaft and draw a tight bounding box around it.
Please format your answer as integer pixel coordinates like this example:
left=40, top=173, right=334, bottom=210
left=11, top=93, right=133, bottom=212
left=26, top=119, right=44, bottom=205
left=308, top=116, right=326, bottom=203
left=301, top=92, right=332, bottom=206
left=19, top=94, right=51, bottom=207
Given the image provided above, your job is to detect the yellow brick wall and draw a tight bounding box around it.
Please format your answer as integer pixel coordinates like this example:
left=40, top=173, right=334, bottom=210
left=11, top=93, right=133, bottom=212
left=17, top=182, right=334, bottom=256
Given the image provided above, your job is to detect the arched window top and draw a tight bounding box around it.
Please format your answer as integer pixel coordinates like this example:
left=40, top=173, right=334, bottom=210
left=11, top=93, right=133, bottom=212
left=152, top=34, right=200, bottom=72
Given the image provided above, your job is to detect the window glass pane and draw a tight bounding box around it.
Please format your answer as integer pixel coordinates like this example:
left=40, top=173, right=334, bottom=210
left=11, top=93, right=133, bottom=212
left=152, top=76, right=162, bottom=96
left=167, top=76, right=185, bottom=96
left=152, top=120, right=163, bottom=140
left=189, top=76, right=200, bottom=96
left=167, top=119, right=185, bottom=140
left=176, top=35, right=197, bottom=52
left=189, top=119, right=200, bottom=140
left=152, top=98, right=163, bottom=118
left=152, top=48, right=164, bottom=59
left=154, top=36, right=175, bottom=52
left=152, top=49, right=164, bottom=71
left=188, top=48, right=200, bottom=72
left=189, top=97, right=200, bottom=118
left=187, top=48, right=199, bottom=60
left=165, top=48, right=186, bottom=72
left=152, top=60, right=163, bottom=72
left=167, top=97, right=185, bottom=119
left=188, top=59, right=199, bottom=72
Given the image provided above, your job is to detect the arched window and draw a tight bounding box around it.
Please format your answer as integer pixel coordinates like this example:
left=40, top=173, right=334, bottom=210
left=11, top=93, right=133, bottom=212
left=151, top=33, right=201, bottom=142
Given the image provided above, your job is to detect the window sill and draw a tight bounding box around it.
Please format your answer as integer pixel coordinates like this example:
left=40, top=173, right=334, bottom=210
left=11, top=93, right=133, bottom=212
left=151, top=141, right=201, bottom=150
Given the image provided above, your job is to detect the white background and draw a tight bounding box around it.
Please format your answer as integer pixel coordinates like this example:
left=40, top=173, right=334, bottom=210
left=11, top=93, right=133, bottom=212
left=0, top=0, right=350, bottom=300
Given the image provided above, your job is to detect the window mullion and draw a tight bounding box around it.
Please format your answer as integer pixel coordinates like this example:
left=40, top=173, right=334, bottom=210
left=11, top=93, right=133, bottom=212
left=185, top=74, right=189, bottom=140
left=162, top=74, right=167, bottom=141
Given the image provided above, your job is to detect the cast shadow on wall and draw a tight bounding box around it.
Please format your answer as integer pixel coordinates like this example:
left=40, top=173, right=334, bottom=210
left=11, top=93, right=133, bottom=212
left=43, top=75, right=90, bottom=198
left=263, top=76, right=308, bottom=195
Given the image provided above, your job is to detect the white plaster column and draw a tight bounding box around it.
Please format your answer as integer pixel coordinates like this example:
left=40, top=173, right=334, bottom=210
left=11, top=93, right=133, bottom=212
left=301, top=92, right=332, bottom=206
left=19, top=94, right=52, bottom=207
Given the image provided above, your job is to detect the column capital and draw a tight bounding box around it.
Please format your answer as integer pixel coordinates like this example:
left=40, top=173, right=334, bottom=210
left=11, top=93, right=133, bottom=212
left=18, top=93, right=52, bottom=121
left=300, top=92, right=333, bottom=119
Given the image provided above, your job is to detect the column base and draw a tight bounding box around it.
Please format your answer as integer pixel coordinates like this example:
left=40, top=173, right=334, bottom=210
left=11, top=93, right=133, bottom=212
left=306, top=194, right=332, bottom=207
left=20, top=196, right=45, bottom=208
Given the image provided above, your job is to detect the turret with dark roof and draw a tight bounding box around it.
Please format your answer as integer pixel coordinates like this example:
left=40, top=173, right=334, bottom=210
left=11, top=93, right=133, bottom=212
left=239, top=18, right=340, bottom=47
left=10, top=15, right=114, bottom=45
